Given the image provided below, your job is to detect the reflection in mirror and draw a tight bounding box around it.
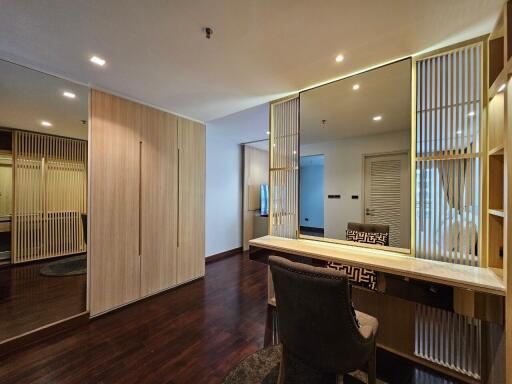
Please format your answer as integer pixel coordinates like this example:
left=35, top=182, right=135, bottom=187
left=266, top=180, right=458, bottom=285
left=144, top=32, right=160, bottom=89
left=0, top=59, right=88, bottom=342
left=299, top=59, right=411, bottom=251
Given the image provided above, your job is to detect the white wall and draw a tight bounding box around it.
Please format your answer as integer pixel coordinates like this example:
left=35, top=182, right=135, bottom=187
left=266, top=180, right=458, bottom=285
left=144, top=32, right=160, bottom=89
left=205, top=103, right=269, bottom=257
left=301, top=130, right=409, bottom=240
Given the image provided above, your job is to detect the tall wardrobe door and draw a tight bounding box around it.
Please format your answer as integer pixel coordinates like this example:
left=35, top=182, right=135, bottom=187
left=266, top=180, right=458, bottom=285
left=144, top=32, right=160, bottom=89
left=90, top=90, right=141, bottom=316
left=140, top=106, right=178, bottom=296
left=177, top=117, right=205, bottom=283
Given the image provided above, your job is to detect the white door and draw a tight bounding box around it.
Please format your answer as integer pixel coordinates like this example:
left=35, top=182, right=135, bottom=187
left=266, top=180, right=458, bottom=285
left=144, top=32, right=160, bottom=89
left=364, top=152, right=410, bottom=248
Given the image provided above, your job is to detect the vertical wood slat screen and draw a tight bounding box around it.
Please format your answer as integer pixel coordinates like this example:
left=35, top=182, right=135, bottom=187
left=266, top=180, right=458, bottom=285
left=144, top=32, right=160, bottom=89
left=415, top=305, right=481, bottom=379
left=415, top=44, right=481, bottom=266
left=414, top=43, right=482, bottom=379
left=12, top=131, right=87, bottom=263
left=270, top=98, right=299, bottom=238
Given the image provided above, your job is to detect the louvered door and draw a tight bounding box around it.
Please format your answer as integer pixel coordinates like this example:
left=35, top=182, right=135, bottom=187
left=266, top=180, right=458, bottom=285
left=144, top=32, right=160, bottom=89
left=364, top=152, right=410, bottom=248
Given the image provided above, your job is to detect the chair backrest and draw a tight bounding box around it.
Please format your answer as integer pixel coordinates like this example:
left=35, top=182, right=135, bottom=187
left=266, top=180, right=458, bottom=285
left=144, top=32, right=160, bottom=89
left=269, top=256, right=373, bottom=373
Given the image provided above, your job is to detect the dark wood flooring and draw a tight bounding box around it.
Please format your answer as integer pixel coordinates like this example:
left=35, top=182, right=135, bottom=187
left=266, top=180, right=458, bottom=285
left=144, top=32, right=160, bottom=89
left=1, top=252, right=463, bottom=384
left=0, top=255, right=86, bottom=341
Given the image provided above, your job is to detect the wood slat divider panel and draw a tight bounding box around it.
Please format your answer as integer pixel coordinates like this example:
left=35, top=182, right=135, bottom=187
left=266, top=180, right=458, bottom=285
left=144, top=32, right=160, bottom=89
left=12, top=131, right=87, bottom=264
left=89, top=89, right=141, bottom=315
left=140, top=106, right=178, bottom=296
left=176, top=117, right=205, bottom=284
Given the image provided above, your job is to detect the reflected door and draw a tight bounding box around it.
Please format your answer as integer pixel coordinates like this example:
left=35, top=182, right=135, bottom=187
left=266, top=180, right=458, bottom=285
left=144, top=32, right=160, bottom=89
left=364, top=152, right=410, bottom=248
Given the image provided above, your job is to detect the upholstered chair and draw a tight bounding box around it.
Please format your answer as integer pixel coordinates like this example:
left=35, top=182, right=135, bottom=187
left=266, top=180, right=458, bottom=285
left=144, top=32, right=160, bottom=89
left=269, top=255, right=378, bottom=384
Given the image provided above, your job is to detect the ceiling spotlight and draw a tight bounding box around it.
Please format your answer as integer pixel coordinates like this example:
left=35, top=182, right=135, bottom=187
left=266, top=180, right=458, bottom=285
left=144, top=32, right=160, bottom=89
left=63, top=91, right=76, bottom=99
left=352, top=84, right=360, bottom=90
left=41, top=121, right=52, bottom=127
left=266, top=131, right=270, bottom=135
left=467, top=111, right=475, bottom=117
left=335, top=54, right=344, bottom=63
left=372, top=115, right=382, bottom=121
left=90, top=56, right=106, bottom=66
left=498, top=83, right=506, bottom=92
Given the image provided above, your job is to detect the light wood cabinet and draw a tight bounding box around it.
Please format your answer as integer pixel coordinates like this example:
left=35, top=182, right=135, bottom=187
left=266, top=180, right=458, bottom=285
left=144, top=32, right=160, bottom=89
left=90, top=90, right=142, bottom=315
left=177, top=117, right=205, bottom=284
left=90, top=91, right=205, bottom=316
left=140, top=107, right=178, bottom=296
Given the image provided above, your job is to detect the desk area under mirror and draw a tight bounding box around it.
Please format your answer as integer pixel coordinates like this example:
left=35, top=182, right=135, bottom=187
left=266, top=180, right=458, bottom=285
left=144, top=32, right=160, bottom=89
left=251, top=33, right=509, bottom=384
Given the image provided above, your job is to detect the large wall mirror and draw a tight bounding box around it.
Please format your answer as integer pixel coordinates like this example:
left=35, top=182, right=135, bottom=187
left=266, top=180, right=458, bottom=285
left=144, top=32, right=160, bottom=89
left=299, top=58, right=412, bottom=252
left=0, top=59, right=88, bottom=343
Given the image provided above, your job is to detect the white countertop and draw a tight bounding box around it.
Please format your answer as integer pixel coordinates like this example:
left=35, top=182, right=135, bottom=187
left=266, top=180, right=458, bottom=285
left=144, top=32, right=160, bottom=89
left=249, top=235, right=506, bottom=296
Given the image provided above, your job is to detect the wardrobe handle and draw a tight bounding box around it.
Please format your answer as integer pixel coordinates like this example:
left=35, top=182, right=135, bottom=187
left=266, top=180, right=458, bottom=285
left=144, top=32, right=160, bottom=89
left=177, top=147, right=180, bottom=248
left=139, top=140, right=142, bottom=256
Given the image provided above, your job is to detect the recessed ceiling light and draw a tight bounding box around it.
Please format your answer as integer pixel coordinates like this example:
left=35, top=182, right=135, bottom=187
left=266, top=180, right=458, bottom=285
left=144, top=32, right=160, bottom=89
left=90, top=56, right=106, bottom=66
left=467, top=111, right=475, bottom=117
left=335, top=54, right=344, bottom=63
left=63, top=91, right=76, bottom=99
left=266, top=131, right=270, bottom=135
left=41, top=121, right=52, bottom=127
left=352, top=84, right=360, bottom=90
left=498, top=83, right=506, bottom=92
left=372, top=115, right=382, bottom=121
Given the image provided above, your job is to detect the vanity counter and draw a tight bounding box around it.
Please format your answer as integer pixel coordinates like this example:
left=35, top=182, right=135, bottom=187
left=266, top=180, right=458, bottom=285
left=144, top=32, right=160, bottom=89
left=249, top=235, right=505, bottom=296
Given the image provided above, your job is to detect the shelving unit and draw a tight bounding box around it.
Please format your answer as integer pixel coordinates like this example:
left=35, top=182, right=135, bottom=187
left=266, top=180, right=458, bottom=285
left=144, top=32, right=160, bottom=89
left=486, top=3, right=509, bottom=273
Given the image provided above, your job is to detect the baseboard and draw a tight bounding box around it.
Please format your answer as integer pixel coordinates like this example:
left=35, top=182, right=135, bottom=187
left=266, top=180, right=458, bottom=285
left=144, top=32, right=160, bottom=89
left=0, top=311, right=89, bottom=357
left=206, top=247, right=243, bottom=264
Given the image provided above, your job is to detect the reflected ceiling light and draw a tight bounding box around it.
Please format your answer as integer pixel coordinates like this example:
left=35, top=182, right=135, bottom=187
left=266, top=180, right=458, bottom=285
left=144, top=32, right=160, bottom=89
left=335, top=54, right=344, bottom=63
left=90, top=56, right=106, bottom=66
left=293, top=150, right=297, bottom=154
left=266, top=131, right=270, bottom=135
left=352, top=84, right=360, bottom=90
left=41, top=121, right=52, bottom=127
left=63, top=91, right=76, bottom=99
left=467, top=111, right=475, bottom=117
left=456, top=130, right=462, bottom=135
left=372, top=115, right=382, bottom=121
left=498, top=83, right=506, bottom=92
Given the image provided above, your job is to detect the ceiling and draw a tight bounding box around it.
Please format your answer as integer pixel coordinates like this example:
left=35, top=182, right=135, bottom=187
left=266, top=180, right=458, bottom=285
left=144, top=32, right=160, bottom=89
left=300, top=59, right=410, bottom=145
left=0, top=59, right=88, bottom=139
left=0, top=0, right=504, bottom=122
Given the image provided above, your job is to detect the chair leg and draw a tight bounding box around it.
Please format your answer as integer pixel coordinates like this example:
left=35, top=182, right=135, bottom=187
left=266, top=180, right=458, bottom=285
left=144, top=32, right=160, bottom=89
left=367, top=340, right=377, bottom=384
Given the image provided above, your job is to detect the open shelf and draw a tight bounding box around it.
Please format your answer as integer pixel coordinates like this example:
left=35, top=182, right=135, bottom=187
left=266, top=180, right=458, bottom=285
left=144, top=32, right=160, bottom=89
left=489, top=144, right=505, bottom=156
left=489, top=209, right=505, bottom=218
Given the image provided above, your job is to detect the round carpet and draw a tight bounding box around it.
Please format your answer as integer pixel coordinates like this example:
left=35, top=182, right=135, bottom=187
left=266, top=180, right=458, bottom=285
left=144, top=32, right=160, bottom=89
left=223, top=345, right=280, bottom=384
left=223, top=344, right=387, bottom=384
left=40, top=254, right=87, bottom=277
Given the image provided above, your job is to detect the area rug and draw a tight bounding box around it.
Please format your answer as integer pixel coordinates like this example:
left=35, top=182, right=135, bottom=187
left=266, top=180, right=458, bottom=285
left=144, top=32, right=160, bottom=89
left=40, top=254, right=86, bottom=276
left=222, top=345, right=387, bottom=384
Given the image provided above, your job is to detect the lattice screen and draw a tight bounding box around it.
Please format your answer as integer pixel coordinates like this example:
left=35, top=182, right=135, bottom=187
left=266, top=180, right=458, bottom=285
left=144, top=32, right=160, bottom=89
left=12, top=131, right=87, bottom=263
left=414, top=43, right=482, bottom=379
left=269, top=97, right=299, bottom=238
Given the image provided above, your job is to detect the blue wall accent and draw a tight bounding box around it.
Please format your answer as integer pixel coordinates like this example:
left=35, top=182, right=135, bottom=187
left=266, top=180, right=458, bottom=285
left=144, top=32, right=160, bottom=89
left=300, top=155, right=324, bottom=228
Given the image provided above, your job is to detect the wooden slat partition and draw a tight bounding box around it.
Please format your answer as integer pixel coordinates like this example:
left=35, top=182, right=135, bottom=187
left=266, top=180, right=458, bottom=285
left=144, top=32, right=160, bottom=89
left=269, top=97, right=299, bottom=238
left=12, top=131, right=87, bottom=264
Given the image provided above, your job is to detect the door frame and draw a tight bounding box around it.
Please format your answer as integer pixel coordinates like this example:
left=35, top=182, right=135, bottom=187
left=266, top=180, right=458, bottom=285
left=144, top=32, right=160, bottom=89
left=361, top=150, right=411, bottom=247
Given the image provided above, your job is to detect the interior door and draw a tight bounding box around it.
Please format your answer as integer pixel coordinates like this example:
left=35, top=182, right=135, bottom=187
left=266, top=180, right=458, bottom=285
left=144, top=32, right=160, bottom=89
left=177, top=117, right=205, bottom=284
left=90, top=90, right=141, bottom=315
left=140, top=106, right=178, bottom=296
left=364, top=152, right=410, bottom=248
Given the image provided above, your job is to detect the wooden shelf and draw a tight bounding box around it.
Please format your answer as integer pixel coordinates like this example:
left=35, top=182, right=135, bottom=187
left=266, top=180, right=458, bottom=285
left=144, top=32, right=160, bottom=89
left=489, top=209, right=505, bottom=218
left=489, top=144, right=505, bottom=156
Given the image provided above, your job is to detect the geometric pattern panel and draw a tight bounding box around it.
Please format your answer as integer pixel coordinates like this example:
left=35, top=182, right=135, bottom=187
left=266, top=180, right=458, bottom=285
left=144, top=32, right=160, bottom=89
left=327, top=262, right=377, bottom=291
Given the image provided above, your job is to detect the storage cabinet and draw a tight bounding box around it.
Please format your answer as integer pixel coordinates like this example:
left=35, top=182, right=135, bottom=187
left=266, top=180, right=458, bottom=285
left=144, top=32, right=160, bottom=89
left=90, top=90, right=205, bottom=316
left=177, top=117, right=205, bottom=284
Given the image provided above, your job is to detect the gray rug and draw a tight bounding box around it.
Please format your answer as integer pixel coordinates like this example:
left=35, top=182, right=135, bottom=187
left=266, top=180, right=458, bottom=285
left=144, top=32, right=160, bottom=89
left=223, top=345, right=387, bottom=384
left=40, top=254, right=86, bottom=276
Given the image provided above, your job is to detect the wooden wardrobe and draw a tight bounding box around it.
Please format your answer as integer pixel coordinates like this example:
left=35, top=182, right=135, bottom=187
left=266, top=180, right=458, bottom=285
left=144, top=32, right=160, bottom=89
left=89, top=90, right=205, bottom=316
